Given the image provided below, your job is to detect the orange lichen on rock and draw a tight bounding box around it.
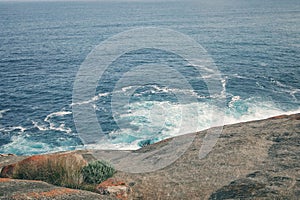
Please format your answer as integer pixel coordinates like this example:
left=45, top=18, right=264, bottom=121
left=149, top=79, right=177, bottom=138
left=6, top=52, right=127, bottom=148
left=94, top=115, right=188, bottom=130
left=1, top=152, right=87, bottom=183
left=0, top=163, right=16, bottom=178
left=11, top=188, right=79, bottom=199
left=96, top=178, right=131, bottom=200
left=17, top=152, right=70, bottom=165
left=97, top=178, right=126, bottom=187
left=0, top=178, right=13, bottom=182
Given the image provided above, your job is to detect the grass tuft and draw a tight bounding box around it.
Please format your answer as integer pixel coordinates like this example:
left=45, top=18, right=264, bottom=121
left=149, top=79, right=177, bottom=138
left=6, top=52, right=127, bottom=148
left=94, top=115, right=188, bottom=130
left=11, top=154, right=115, bottom=192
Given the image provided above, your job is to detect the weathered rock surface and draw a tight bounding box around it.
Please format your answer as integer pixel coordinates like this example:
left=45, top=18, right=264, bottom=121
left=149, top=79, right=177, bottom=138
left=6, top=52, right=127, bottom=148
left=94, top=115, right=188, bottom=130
left=0, top=178, right=114, bottom=200
left=0, top=113, right=299, bottom=199
left=96, top=178, right=131, bottom=200
left=1, top=152, right=87, bottom=179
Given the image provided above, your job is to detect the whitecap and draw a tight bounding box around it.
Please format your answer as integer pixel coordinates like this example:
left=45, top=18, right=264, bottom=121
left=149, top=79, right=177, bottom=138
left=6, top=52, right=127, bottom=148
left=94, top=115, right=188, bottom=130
left=0, top=109, right=10, bottom=118
left=44, top=111, right=72, bottom=122
left=49, top=122, right=72, bottom=134
left=0, top=126, right=27, bottom=133
left=32, top=120, right=49, bottom=131
left=30, top=110, right=73, bottom=134
left=71, top=92, right=110, bottom=106
left=228, top=95, right=241, bottom=108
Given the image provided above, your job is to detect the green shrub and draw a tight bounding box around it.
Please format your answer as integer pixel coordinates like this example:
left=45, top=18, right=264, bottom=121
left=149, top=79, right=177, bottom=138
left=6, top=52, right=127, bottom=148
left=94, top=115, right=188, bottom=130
left=82, top=160, right=115, bottom=184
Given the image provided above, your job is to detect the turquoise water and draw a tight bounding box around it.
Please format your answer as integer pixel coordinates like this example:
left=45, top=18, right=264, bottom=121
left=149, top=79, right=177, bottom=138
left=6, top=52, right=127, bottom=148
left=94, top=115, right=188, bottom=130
left=0, top=0, right=299, bottom=155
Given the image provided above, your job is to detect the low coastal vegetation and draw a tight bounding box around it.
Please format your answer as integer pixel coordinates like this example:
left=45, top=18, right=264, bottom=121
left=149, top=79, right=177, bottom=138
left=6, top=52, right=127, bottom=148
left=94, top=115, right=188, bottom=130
left=6, top=153, right=115, bottom=192
left=82, top=160, right=115, bottom=184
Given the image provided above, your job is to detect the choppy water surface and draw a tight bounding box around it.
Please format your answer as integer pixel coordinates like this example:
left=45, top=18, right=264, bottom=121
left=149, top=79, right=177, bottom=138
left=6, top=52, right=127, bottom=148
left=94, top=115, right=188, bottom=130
left=0, top=0, right=299, bottom=155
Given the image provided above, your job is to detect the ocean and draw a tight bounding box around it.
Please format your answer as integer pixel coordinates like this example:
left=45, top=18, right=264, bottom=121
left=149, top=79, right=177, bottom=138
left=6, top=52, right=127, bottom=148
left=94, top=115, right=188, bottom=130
left=0, top=0, right=299, bottom=155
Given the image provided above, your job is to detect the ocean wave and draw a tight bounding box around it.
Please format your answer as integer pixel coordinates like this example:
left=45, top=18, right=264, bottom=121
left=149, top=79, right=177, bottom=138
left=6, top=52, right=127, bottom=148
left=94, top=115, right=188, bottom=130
left=90, top=97, right=300, bottom=150
left=32, top=120, right=48, bottom=131
left=0, top=109, right=10, bottom=118
left=224, top=98, right=300, bottom=125
left=0, top=126, right=27, bottom=133
left=31, top=110, right=73, bottom=134
left=1, top=97, right=299, bottom=154
left=0, top=135, right=78, bottom=155
left=71, top=92, right=110, bottom=106
left=271, top=79, right=300, bottom=100
left=44, top=111, right=72, bottom=134
left=84, top=140, right=140, bottom=151
left=131, top=85, right=201, bottom=99
left=71, top=85, right=204, bottom=108
left=44, top=111, right=72, bottom=122
left=72, top=84, right=201, bottom=107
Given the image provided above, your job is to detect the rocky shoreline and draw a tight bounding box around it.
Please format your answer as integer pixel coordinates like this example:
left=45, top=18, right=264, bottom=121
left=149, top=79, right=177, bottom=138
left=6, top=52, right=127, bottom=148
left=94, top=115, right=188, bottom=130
left=1, top=113, right=299, bottom=199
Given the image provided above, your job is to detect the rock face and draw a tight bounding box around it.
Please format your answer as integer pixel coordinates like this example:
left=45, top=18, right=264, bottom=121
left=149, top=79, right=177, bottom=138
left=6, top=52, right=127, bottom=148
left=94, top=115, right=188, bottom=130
left=0, top=113, right=299, bottom=199
left=110, top=113, right=300, bottom=199
left=96, top=178, right=131, bottom=200
left=0, top=178, right=114, bottom=200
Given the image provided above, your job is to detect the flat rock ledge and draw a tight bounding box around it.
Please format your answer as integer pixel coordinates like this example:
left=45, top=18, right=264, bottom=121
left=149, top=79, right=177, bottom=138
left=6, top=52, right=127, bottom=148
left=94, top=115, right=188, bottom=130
left=0, top=178, right=115, bottom=200
left=0, top=113, right=299, bottom=199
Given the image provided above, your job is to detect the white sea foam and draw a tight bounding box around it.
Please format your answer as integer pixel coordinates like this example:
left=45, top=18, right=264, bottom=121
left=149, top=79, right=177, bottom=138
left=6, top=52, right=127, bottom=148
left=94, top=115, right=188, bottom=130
left=231, top=74, right=248, bottom=79
left=44, top=111, right=72, bottom=133
left=44, top=111, right=72, bottom=122
left=31, top=110, right=73, bottom=134
left=290, top=89, right=300, bottom=100
left=2, top=97, right=299, bottom=154
left=49, top=122, right=72, bottom=134
left=0, top=134, right=76, bottom=155
left=85, top=140, right=140, bottom=151
left=228, top=95, right=241, bottom=108
left=97, top=100, right=219, bottom=150
left=271, top=79, right=300, bottom=100
left=260, top=62, right=268, bottom=67
left=72, top=83, right=207, bottom=108
left=224, top=101, right=300, bottom=125
left=71, top=92, right=110, bottom=106
left=0, top=109, right=10, bottom=118
left=32, top=120, right=48, bottom=131
left=11, top=126, right=26, bottom=133
left=90, top=98, right=300, bottom=150
left=125, top=84, right=203, bottom=100
left=2, top=99, right=299, bottom=154
left=189, top=60, right=216, bottom=73
left=121, top=85, right=136, bottom=93
left=220, top=77, right=227, bottom=98
left=0, top=126, right=27, bottom=133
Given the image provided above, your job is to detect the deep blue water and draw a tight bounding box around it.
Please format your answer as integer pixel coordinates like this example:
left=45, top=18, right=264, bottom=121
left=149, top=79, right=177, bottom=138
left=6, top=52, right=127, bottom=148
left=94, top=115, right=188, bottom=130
left=0, top=0, right=299, bottom=155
